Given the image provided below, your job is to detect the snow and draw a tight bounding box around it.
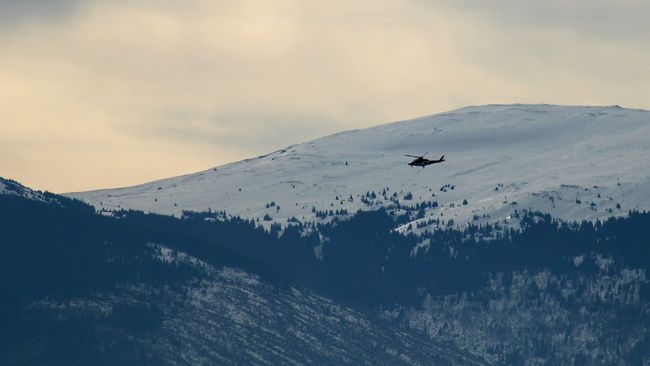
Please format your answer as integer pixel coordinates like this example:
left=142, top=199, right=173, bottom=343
left=0, top=177, right=47, bottom=202
left=67, top=104, right=650, bottom=230
left=148, top=242, right=212, bottom=272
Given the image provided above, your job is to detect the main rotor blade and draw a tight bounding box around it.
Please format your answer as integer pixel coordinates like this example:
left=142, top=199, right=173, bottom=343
left=405, top=155, right=421, bottom=158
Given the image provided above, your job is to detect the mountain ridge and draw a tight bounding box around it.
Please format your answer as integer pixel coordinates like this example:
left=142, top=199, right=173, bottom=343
left=67, top=104, right=650, bottom=232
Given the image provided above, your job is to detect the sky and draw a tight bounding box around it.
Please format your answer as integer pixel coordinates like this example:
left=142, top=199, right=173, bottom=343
left=1, top=0, right=649, bottom=193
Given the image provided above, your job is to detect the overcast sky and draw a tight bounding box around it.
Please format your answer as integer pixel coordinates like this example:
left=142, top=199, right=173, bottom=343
left=2, top=0, right=649, bottom=192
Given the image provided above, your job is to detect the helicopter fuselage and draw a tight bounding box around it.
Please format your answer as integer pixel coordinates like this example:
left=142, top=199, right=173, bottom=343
left=408, top=155, right=445, bottom=167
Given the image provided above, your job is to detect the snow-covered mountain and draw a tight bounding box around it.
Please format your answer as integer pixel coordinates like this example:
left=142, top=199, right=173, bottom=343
left=68, top=104, right=650, bottom=231
left=5, top=122, right=650, bottom=365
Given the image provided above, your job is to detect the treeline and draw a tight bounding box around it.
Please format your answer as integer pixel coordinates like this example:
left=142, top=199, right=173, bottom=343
left=2, top=193, right=650, bottom=310
left=0, top=195, right=199, bottom=306
left=124, top=206, right=650, bottom=307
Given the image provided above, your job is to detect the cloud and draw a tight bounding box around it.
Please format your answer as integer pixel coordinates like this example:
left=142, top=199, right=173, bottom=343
left=0, top=0, right=82, bottom=25
left=431, top=0, right=650, bottom=40
left=146, top=109, right=343, bottom=151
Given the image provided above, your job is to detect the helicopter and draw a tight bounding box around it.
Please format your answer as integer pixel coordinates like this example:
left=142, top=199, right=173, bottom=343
left=405, top=153, right=445, bottom=168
